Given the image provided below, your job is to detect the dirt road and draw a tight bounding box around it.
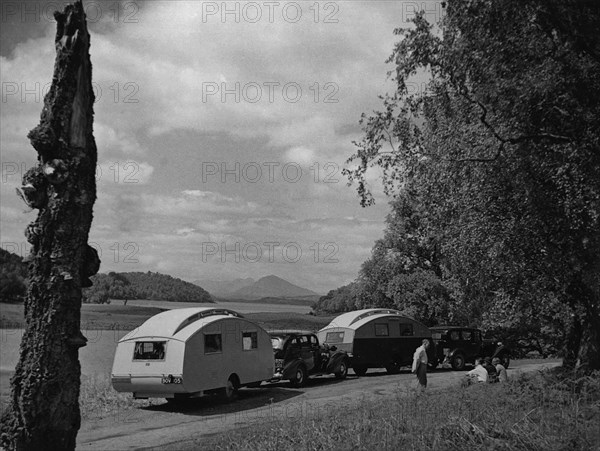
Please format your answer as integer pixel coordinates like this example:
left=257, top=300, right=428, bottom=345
left=77, top=360, right=560, bottom=450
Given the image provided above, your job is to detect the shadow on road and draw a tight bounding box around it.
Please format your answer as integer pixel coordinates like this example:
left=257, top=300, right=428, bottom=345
left=143, top=376, right=353, bottom=416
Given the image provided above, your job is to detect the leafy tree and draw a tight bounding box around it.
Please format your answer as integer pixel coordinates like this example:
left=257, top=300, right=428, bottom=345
left=313, top=282, right=364, bottom=313
left=345, top=0, right=600, bottom=368
left=82, top=271, right=213, bottom=303
left=0, top=249, right=28, bottom=303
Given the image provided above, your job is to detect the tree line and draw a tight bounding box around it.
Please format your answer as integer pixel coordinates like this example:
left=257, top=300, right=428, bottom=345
left=0, top=249, right=213, bottom=304
left=0, top=248, right=28, bottom=303
left=316, top=1, right=600, bottom=368
left=82, top=271, right=213, bottom=304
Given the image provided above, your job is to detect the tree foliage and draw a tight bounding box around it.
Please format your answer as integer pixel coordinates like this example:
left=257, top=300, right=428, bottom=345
left=0, top=249, right=27, bottom=303
left=82, top=271, right=214, bottom=303
left=342, top=0, right=600, bottom=367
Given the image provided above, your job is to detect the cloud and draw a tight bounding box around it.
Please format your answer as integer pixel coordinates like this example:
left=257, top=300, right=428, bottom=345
left=0, top=1, right=411, bottom=293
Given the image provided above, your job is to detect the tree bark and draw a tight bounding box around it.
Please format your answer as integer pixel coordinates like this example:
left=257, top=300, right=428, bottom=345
left=0, top=2, right=99, bottom=449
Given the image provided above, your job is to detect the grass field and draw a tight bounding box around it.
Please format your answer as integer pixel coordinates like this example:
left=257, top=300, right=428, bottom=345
left=0, top=302, right=331, bottom=331
left=206, top=368, right=600, bottom=451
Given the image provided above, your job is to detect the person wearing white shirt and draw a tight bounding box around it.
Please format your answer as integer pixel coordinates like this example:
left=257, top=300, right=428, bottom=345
left=466, top=357, right=488, bottom=383
left=412, top=339, right=431, bottom=390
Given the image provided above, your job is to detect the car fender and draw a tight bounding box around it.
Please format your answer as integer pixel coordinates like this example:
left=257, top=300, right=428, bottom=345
left=325, top=351, right=348, bottom=373
left=447, top=348, right=467, bottom=360
left=282, top=358, right=304, bottom=380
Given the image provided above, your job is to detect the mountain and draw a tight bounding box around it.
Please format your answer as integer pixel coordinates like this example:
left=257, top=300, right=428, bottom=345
left=229, top=275, right=319, bottom=300
left=193, top=278, right=255, bottom=297
left=83, top=271, right=213, bottom=304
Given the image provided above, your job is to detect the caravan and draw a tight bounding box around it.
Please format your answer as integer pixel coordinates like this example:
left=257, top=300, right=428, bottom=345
left=111, top=307, right=274, bottom=401
left=317, top=308, right=436, bottom=376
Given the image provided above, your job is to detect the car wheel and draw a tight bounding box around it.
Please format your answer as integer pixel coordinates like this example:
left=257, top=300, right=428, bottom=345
left=335, top=359, right=348, bottom=379
left=385, top=363, right=401, bottom=374
left=290, top=365, right=307, bottom=387
left=222, top=375, right=239, bottom=401
left=451, top=353, right=466, bottom=371
left=353, top=365, right=368, bottom=377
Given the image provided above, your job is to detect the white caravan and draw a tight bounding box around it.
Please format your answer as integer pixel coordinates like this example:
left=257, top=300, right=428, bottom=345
left=111, top=307, right=274, bottom=401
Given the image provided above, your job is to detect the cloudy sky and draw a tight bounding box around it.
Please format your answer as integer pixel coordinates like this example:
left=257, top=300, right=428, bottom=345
left=0, top=1, right=444, bottom=294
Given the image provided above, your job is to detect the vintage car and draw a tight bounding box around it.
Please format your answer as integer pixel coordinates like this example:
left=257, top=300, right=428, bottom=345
left=318, top=309, right=437, bottom=376
left=268, top=330, right=349, bottom=387
left=430, top=326, right=510, bottom=370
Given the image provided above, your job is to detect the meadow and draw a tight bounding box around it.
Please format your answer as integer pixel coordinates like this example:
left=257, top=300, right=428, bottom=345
left=206, top=368, right=600, bottom=451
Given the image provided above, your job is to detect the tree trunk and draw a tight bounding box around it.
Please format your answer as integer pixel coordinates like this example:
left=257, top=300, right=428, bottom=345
left=0, top=2, right=99, bottom=449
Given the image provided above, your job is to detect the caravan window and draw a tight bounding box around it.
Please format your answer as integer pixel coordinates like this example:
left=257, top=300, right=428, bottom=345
left=243, top=331, right=258, bottom=350
left=204, top=334, right=222, bottom=353
left=399, top=324, right=414, bottom=336
left=375, top=323, right=389, bottom=336
left=133, top=341, right=166, bottom=360
left=325, top=331, right=344, bottom=343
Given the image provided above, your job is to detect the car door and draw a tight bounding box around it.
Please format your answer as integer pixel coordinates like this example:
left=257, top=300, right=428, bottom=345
left=460, top=329, right=477, bottom=360
left=300, top=335, right=316, bottom=372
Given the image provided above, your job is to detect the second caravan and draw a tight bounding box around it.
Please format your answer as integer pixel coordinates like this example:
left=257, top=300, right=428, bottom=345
left=317, top=308, right=437, bottom=375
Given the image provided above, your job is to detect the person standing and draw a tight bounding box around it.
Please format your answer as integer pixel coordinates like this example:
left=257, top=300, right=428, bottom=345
left=412, top=339, right=430, bottom=391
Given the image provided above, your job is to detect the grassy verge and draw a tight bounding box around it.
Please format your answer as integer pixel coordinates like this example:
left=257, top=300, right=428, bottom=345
left=79, top=373, right=163, bottom=420
left=207, top=368, right=600, bottom=451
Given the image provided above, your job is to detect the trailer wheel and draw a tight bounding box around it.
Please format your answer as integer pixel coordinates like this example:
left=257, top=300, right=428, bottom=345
left=222, top=375, right=239, bottom=401
left=451, top=353, right=466, bottom=371
left=290, top=364, right=307, bottom=387
left=353, top=365, right=368, bottom=377
left=335, top=359, right=348, bottom=379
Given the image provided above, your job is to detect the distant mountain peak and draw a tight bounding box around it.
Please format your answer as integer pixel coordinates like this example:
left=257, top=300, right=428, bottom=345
left=193, top=275, right=318, bottom=300
left=231, top=275, right=318, bottom=300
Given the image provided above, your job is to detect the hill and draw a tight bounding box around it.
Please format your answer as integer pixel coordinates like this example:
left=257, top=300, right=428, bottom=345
left=83, top=271, right=213, bottom=304
left=193, top=277, right=255, bottom=297
left=229, top=275, right=318, bottom=300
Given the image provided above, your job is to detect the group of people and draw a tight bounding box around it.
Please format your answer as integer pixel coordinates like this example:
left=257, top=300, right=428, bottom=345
left=410, top=338, right=508, bottom=391
left=464, top=356, right=508, bottom=385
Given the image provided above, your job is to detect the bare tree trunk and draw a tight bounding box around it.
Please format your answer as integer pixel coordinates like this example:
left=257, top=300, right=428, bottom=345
left=0, top=2, right=99, bottom=449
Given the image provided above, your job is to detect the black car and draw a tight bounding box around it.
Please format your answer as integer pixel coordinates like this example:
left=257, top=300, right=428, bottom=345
left=268, top=330, right=349, bottom=387
left=430, top=326, right=510, bottom=370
